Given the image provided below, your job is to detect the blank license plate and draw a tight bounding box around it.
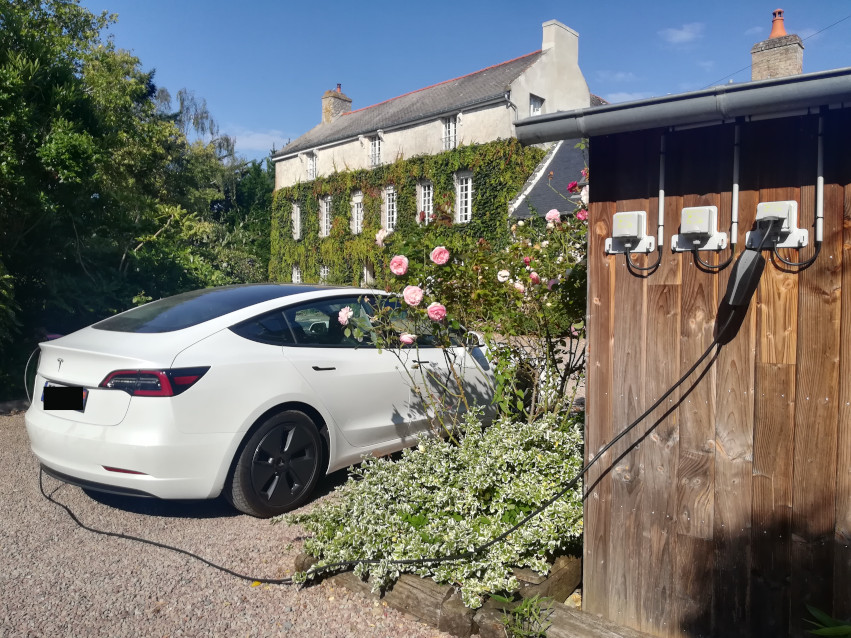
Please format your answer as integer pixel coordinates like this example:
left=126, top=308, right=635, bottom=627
left=42, top=383, right=88, bottom=411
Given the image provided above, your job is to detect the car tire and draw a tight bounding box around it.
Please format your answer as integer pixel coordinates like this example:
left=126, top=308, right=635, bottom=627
left=227, top=410, right=325, bottom=518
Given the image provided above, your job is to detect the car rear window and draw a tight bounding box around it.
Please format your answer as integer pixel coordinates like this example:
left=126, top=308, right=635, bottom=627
left=93, top=285, right=328, bottom=333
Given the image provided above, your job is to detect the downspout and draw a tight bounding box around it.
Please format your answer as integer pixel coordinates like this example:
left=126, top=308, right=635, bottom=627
left=505, top=90, right=518, bottom=122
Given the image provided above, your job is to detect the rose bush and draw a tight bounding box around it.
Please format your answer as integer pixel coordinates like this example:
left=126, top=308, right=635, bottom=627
left=291, top=167, right=590, bottom=609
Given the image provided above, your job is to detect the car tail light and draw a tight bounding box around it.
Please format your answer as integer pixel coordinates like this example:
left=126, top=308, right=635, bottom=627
left=99, top=367, right=210, bottom=397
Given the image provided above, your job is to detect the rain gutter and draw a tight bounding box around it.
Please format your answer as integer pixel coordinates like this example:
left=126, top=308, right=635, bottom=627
left=515, top=67, right=851, bottom=144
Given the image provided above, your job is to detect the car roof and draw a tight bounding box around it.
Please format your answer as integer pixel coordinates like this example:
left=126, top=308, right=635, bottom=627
left=91, top=284, right=384, bottom=334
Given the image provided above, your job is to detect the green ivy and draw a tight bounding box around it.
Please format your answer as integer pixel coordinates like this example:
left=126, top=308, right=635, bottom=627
left=270, top=139, right=546, bottom=285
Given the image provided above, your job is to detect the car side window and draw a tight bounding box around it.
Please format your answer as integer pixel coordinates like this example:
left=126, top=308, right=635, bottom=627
left=229, top=309, right=296, bottom=345
left=284, top=298, right=373, bottom=348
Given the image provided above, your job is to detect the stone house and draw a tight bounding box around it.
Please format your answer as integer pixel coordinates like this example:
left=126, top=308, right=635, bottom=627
left=270, top=20, right=596, bottom=283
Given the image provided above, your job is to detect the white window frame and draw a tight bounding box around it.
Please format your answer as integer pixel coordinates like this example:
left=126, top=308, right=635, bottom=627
left=370, top=136, right=382, bottom=167
left=384, top=186, right=397, bottom=231
left=292, top=203, right=301, bottom=240
left=455, top=172, right=473, bottom=224
left=350, top=191, right=364, bottom=235
left=418, top=181, right=433, bottom=225
left=292, top=264, right=302, bottom=283
left=307, top=152, right=317, bottom=180
left=530, top=94, right=544, bottom=117
left=319, top=265, right=330, bottom=283
left=320, top=196, right=332, bottom=237
left=362, top=262, right=375, bottom=286
left=442, top=116, right=457, bottom=150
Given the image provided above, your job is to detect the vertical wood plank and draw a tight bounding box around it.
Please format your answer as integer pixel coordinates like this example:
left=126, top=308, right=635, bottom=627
left=790, top=181, right=843, bottom=633
left=584, top=200, right=616, bottom=620
left=834, top=183, right=851, bottom=619
left=640, top=190, right=682, bottom=636
left=751, top=184, right=799, bottom=637
left=607, top=193, right=649, bottom=630
left=673, top=177, right=720, bottom=637
left=713, top=185, right=760, bottom=637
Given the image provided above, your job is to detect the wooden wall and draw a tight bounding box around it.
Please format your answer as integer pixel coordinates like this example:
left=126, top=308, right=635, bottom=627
left=584, top=110, right=850, bottom=638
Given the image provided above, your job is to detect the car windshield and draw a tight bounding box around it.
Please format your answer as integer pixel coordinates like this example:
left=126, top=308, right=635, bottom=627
left=93, top=285, right=329, bottom=333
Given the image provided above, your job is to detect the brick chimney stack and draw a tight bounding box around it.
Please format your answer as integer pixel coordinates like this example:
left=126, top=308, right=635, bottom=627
left=751, top=9, right=803, bottom=81
left=321, top=83, right=352, bottom=124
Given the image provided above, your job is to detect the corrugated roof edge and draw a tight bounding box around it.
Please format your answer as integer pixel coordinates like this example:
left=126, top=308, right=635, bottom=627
left=272, top=51, right=543, bottom=160
left=516, top=66, right=851, bottom=144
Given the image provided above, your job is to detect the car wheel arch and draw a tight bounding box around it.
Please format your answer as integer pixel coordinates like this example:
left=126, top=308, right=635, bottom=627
left=226, top=401, right=330, bottom=482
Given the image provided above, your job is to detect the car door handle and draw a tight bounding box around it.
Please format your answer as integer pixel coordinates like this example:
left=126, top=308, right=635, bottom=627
left=311, top=366, right=336, bottom=371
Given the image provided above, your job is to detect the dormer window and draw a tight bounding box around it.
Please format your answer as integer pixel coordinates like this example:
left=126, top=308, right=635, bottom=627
left=530, top=94, right=544, bottom=117
left=443, top=116, right=457, bottom=150
left=307, top=153, right=317, bottom=180
left=370, top=136, right=382, bottom=166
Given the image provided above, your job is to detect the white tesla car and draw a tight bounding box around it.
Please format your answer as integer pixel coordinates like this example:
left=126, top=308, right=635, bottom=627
left=25, top=284, right=494, bottom=517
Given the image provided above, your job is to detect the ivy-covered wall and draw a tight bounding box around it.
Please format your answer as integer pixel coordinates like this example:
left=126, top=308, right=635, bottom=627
left=270, top=138, right=546, bottom=285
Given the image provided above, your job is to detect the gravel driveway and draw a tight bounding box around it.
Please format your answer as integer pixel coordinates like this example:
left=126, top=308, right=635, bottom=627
left=0, top=412, right=450, bottom=638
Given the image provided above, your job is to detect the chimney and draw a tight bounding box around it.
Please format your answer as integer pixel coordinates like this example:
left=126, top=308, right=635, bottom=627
left=321, top=84, right=352, bottom=124
left=750, top=9, right=803, bottom=81
left=542, top=19, right=579, bottom=61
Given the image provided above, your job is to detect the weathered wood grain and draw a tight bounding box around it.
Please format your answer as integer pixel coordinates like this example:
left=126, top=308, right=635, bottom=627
left=584, top=200, right=616, bottom=620
left=640, top=191, right=682, bottom=636
left=712, top=186, right=760, bottom=637
left=607, top=193, right=648, bottom=630
left=672, top=189, right=720, bottom=637
left=789, top=181, right=843, bottom=634
left=751, top=363, right=796, bottom=636
left=834, top=182, right=851, bottom=619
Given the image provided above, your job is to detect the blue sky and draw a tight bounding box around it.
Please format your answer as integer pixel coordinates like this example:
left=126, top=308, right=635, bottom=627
left=80, top=0, right=851, bottom=161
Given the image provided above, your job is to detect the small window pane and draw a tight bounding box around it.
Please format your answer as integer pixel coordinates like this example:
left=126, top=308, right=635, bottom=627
left=385, top=187, right=397, bottom=231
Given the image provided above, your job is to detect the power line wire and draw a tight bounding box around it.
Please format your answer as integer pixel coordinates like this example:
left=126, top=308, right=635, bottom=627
left=700, top=11, right=851, bottom=90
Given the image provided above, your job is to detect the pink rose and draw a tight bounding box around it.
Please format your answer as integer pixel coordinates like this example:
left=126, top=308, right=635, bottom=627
left=338, top=306, right=354, bottom=326
left=375, top=228, right=388, bottom=247
left=581, top=167, right=589, bottom=180
left=545, top=209, right=560, bottom=223
left=576, top=209, right=588, bottom=222
left=426, top=302, right=447, bottom=322
left=514, top=282, right=526, bottom=294
left=430, top=246, right=450, bottom=265
left=389, top=255, right=408, bottom=276
left=567, top=181, right=580, bottom=193
left=547, top=278, right=558, bottom=291
left=399, top=333, right=417, bottom=345
left=403, top=285, right=424, bottom=306
left=523, top=256, right=532, bottom=266
left=530, top=272, right=541, bottom=285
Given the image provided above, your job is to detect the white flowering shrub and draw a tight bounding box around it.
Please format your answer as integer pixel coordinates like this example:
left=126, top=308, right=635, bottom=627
left=280, top=411, right=584, bottom=608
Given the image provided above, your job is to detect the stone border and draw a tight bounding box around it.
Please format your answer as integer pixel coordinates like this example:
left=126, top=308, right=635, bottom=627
left=294, top=553, right=587, bottom=637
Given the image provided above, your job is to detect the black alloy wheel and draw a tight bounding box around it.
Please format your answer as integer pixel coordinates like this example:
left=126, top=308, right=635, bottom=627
left=227, top=410, right=324, bottom=518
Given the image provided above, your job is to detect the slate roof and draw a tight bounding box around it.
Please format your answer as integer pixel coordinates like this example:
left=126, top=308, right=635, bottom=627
left=273, top=51, right=544, bottom=158
left=509, top=139, right=587, bottom=219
